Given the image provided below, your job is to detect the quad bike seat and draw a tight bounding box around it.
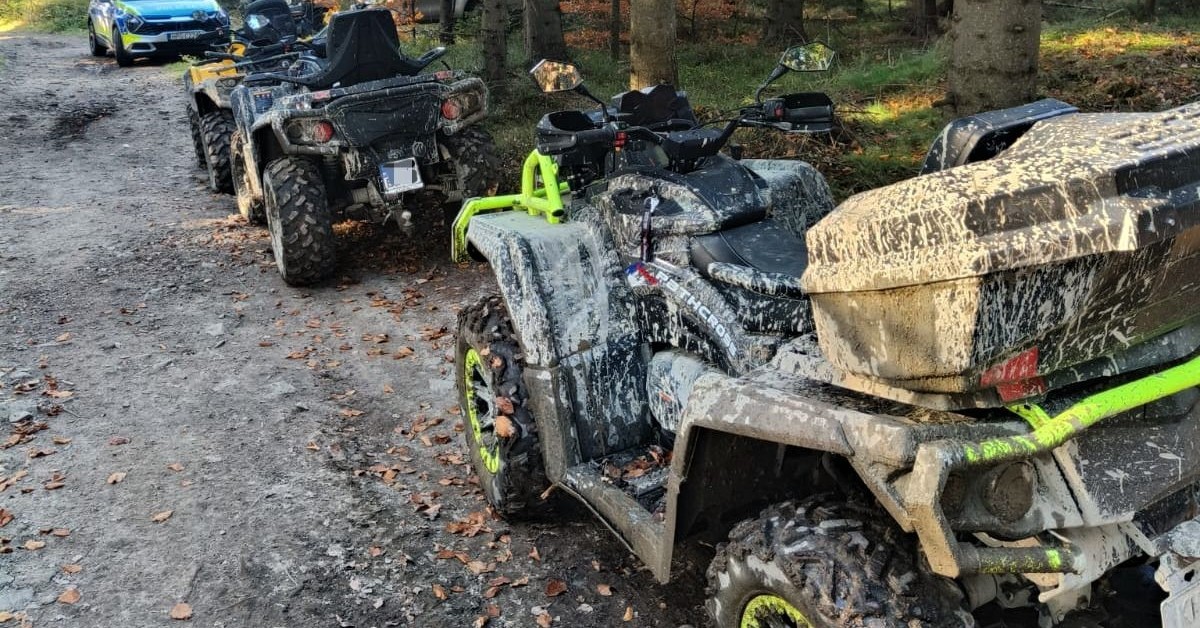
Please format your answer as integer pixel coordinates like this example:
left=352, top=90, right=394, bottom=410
left=690, top=220, right=808, bottom=279
left=284, top=8, right=425, bottom=89
left=610, top=84, right=698, bottom=130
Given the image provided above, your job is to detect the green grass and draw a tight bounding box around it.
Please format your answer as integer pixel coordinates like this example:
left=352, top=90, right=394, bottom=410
left=0, top=0, right=87, bottom=32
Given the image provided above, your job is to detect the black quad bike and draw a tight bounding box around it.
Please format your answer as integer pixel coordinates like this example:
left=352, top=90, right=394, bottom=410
left=184, top=0, right=315, bottom=194
left=451, top=44, right=1200, bottom=627
left=230, top=7, right=498, bottom=285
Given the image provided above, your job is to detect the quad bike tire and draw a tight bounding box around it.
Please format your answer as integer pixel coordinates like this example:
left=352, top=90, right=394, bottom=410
left=706, top=496, right=971, bottom=628
left=456, top=295, right=551, bottom=518
left=186, top=104, right=206, bottom=169
left=112, top=29, right=133, bottom=67
left=88, top=21, right=106, bottom=57
left=230, top=130, right=265, bottom=224
left=262, top=156, right=336, bottom=286
left=440, top=126, right=501, bottom=201
left=199, top=110, right=235, bottom=194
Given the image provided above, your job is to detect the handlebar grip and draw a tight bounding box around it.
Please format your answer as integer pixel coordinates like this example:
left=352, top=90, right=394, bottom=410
left=204, top=51, right=240, bottom=61
left=573, top=128, right=616, bottom=144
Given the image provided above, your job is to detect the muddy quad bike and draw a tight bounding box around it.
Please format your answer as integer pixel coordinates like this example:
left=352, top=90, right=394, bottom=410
left=451, top=43, right=1200, bottom=627
left=230, top=7, right=498, bottom=285
left=184, top=0, right=318, bottom=195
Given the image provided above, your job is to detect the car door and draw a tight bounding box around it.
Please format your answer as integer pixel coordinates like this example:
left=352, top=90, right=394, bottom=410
left=92, top=0, right=116, bottom=44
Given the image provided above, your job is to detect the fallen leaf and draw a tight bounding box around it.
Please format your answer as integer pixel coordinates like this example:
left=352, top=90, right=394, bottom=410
left=623, top=606, right=634, bottom=622
left=305, top=442, right=320, bottom=451
left=27, top=448, right=55, bottom=459
left=383, top=384, right=394, bottom=394
left=51, top=436, right=72, bottom=445
left=151, top=510, right=174, bottom=523
left=432, top=584, right=447, bottom=600
left=108, top=436, right=130, bottom=446
left=169, top=602, right=192, bottom=620
left=494, top=415, right=516, bottom=439
left=467, top=560, right=495, bottom=575
left=44, top=481, right=65, bottom=491
left=23, top=539, right=46, bottom=550
left=529, top=546, right=541, bottom=562
left=258, top=341, right=274, bottom=347
left=62, top=564, right=83, bottom=574
left=369, top=546, right=384, bottom=557
left=494, top=396, right=515, bottom=415
left=166, top=463, right=184, bottom=472
left=536, top=612, right=552, bottom=627
left=0, top=509, right=13, bottom=527
left=57, top=588, right=81, bottom=604
left=51, top=528, right=69, bottom=537
left=106, top=472, right=127, bottom=484
left=393, top=346, right=415, bottom=359
left=545, top=579, right=567, bottom=597
left=55, top=333, right=72, bottom=343
left=597, top=583, right=613, bottom=596
left=339, top=408, right=364, bottom=418
left=472, top=616, right=488, bottom=628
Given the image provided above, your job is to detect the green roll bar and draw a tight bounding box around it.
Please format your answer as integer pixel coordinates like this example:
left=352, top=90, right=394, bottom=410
left=451, top=150, right=570, bottom=263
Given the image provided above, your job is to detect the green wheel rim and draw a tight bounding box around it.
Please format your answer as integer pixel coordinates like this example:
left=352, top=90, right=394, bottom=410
left=740, top=594, right=812, bottom=628
left=463, top=347, right=501, bottom=474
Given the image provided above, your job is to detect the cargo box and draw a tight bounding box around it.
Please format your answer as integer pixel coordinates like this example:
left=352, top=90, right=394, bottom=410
left=801, top=102, right=1200, bottom=404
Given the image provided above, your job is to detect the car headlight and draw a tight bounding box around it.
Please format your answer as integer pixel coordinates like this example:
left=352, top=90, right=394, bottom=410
left=213, top=12, right=230, bottom=25
left=125, top=14, right=144, bottom=31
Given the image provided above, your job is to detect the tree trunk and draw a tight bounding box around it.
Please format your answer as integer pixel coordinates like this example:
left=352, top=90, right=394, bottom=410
left=629, top=0, right=676, bottom=88
left=948, top=0, right=1041, bottom=116
left=609, top=0, right=621, bottom=60
left=482, top=0, right=507, bottom=90
left=908, top=0, right=938, bottom=38
left=523, top=0, right=569, bottom=63
left=439, top=0, right=456, bottom=44
left=763, top=0, right=807, bottom=45
left=1142, top=0, right=1156, bottom=17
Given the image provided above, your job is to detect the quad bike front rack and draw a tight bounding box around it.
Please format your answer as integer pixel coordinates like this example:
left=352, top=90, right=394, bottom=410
left=451, top=150, right=569, bottom=262
left=908, top=352, right=1200, bottom=579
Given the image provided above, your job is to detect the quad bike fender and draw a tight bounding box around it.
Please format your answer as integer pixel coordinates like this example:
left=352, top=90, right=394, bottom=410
left=466, top=211, right=656, bottom=474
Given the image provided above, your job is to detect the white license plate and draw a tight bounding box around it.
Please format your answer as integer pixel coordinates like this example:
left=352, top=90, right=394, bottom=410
left=379, top=158, right=423, bottom=195
left=168, top=31, right=202, bottom=41
left=1163, top=568, right=1200, bottom=627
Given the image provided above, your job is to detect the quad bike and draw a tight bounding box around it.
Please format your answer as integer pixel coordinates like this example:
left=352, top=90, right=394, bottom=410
left=184, top=0, right=318, bottom=194
left=450, top=43, right=1200, bottom=627
left=229, top=7, right=499, bottom=285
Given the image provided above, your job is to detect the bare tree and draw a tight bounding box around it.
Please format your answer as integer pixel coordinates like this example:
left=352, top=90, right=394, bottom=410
left=482, top=0, right=507, bottom=90
left=439, top=0, right=456, bottom=44
left=629, top=0, right=676, bottom=88
left=909, top=0, right=938, bottom=38
left=524, top=0, right=569, bottom=62
left=948, top=0, right=1042, bottom=115
left=763, top=0, right=807, bottom=45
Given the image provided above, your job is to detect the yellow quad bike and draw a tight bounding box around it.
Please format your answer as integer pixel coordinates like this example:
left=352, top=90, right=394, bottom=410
left=184, top=0, right=323, bottom=197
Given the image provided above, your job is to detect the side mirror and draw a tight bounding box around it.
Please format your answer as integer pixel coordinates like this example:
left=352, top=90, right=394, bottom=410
left=779, top=42, right=836, bottom=72
left=530, top=59, right=583, bottom=94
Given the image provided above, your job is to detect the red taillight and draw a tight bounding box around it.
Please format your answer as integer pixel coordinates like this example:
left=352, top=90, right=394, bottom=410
left=613, top=131, right=628, bottom=149
left=441, top=98, right=462, bottom=121
left=313, top=121, right=335, bottom=143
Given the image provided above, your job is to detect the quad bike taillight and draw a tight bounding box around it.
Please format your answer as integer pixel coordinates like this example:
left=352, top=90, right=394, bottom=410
left=312, top=121, right=335, bottom=143
left=441, top=98, right=463, bottom=121
left=285, top=119, right=336, bottom=145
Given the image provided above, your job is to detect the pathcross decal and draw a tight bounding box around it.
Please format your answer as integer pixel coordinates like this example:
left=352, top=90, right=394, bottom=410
left=625, top=261, right=739, bottom=359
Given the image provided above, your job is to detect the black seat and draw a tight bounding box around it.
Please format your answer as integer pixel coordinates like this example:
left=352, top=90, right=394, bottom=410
left=690, top=220, right=809, bottom=279
left=611, top=84, right=698, bottom=130
left=288, top=9, right=424, bottom=90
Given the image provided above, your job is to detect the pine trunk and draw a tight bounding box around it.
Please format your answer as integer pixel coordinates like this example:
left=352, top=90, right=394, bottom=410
left=763, top=0, right=807, bottom=45
left=610, top=0, right=621, bottom=60
left=482, top=0, right=507, bottom=89
left=523, top=0, right=569, bottom=62
left=948, top=0, right=1041, bottom=116
left=629, top=0, right=676, bottom=88
left=439, top=0, right=456, bottom=44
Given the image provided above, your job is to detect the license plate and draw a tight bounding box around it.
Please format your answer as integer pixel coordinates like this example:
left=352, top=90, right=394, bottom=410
left=168, top=31, right=202, bottom=41
left=379, top=158, right=423, bottom=195
left=1163, top=564, right=1200, bottom=627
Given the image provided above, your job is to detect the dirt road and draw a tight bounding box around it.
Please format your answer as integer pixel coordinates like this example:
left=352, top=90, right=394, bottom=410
left=0, top=33, right=704, bottom=627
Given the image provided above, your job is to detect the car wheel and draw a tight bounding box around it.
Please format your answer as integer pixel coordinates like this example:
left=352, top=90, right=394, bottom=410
left=88, top=21, right=106, bottom=57
left=262, top=156, right=335, bottom=286
left=112, top=27, right=133, bottom=67
left=199, top=110, right=235, bottom=194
